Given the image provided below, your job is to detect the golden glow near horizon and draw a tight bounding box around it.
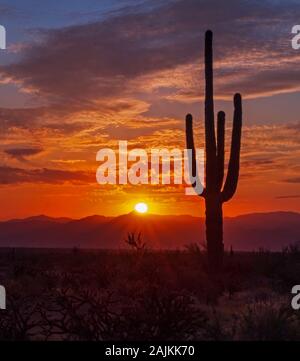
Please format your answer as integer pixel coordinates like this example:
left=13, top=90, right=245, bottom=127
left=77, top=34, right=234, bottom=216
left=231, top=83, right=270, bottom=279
left=134, top=202, right=148, bottom=214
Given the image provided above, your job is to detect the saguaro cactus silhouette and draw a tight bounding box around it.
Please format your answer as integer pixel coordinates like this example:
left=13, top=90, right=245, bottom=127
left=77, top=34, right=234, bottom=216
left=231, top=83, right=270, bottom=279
left=185, top=30, right=242, bottom=269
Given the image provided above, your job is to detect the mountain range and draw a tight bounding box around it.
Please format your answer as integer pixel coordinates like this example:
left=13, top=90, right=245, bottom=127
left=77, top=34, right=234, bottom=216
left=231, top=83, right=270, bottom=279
left=0, top=211, right=299, bottom=251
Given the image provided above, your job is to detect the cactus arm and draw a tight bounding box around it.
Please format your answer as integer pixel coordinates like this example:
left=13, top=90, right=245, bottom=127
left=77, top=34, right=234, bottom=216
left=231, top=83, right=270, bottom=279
left=186, top=114, right=196, bottom=180
left=186, top=114, right=206, bottom=197
left=205, top=30, right=217, bottom=192
left=216, top=111, right=225, bottom=191
left=221, top=93, right=242, bottom=203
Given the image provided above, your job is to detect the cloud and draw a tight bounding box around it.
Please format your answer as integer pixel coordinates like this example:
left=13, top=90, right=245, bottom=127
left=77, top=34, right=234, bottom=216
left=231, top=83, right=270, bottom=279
left=104, top=117, right=180, bottom=139
left=282, top=177, right=300, bottom=183
left=7, top=43, right=30, bottom=54
left=276, top=194, right=300, bottom=199
left=0, top=166, right=95, bottom=185
left=4, top=147, right=44, bottom=161
left=0, top=106, right=97, bottom=137
left=1, top=0, right=300, bottom=105
left=51, top=159, right=86, bottom=165
left=0, top=107, right=43, bottom=130
left=0, top=4, right=18, bottom=18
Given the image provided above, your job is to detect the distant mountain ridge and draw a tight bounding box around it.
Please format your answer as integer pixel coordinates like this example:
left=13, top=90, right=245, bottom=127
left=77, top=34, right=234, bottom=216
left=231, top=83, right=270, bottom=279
left=0, top=211, right=299, bottom=251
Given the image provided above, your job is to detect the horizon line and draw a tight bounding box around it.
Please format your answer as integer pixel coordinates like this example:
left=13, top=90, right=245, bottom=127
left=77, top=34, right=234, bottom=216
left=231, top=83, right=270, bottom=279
left=1, top=209, right=299, bottom=222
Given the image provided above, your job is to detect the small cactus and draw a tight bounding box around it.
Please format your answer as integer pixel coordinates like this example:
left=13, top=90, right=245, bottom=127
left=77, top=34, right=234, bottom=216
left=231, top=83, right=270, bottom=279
left=125, top=232, right=146, bottom=252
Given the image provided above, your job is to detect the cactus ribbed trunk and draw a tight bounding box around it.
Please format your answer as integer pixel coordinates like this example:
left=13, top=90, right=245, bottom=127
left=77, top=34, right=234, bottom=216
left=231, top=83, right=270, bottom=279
left=205, top=195, right=223, bottom=269
left=185, top=30, right=242, bottom=271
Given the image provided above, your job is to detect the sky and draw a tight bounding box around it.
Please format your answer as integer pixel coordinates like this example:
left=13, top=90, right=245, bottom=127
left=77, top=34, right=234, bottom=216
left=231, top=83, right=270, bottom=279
left=0, top=0, right=300, bottom=219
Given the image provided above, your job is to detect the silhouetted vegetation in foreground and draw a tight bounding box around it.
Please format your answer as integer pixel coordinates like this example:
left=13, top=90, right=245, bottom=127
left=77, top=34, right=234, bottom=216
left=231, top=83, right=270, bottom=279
left=0, top=246, right=300, bottom=341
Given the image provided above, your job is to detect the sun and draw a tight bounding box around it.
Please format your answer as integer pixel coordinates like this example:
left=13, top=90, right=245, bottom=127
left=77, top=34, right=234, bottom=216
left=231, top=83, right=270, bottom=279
left=134, top=202, right=148, bottom=214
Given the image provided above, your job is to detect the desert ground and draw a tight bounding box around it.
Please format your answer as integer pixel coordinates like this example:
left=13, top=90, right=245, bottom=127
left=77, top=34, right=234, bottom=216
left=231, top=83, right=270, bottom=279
left=0, top=245, right=300, bottom=341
